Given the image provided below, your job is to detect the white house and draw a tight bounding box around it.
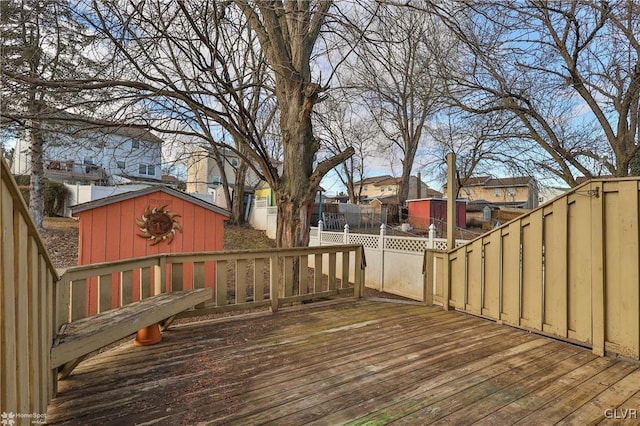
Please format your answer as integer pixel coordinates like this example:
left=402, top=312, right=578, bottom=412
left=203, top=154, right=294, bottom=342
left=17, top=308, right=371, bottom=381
left=11, top=119, right=163, bottom=185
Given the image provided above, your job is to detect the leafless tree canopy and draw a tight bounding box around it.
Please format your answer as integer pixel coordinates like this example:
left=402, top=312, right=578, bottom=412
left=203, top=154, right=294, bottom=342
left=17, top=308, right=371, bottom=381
left=419, top=0, right=640, bottom=186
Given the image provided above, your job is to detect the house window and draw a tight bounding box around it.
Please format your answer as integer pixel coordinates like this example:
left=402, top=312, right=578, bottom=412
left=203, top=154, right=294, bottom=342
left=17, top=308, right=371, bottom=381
left=83, top=157, right=94, bottom=165
left=231, top=158, right=238, bottom=167
left=132, top=140, right=140, bottom=149
left=494, top=188, right=502, bottom=197
left=117, top=160, right=125, bottom=169
left=139, top=164, right=155, bottom=175
left=381, top=187, right=385, bottom=193
left=507, top=187, right=516, bottom=196
left=364, top=185, right=368, bottom=190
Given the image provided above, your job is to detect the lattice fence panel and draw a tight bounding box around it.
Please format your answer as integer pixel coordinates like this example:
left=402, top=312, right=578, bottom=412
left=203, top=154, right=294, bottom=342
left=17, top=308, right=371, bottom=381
left=384, top=236, right=431, bottom=253
left=433, top=240, right=449, bottom=251
left=347, top=234, right=380, bottom=249
left=321, top=232, right=345, bottom=244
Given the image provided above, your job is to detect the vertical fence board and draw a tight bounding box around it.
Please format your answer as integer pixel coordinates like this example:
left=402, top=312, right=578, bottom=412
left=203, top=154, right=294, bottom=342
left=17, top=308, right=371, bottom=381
left=28, top=242, right=41, bottom=413
left=567, top=195, right=592, bottom=343
left=466, top=241, right=482, bottom=314
left=1, top=187, right=16, bottom=412
left=482, top=232, right=501, bottom=318
left=449, top=253, right=464, bottom=308
left=543, top=200, right=568, bottom=337
left=520, top=212, right=543, bottom=330
left=14, top=213, right=29, bottom=413
left=604, top=181, right=640, bottom=358
left=500, top=223, right=521, bottom=325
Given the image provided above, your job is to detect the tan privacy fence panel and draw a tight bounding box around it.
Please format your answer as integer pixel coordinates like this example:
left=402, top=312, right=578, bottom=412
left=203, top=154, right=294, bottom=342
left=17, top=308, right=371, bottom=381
left=427, top=178, right=640, bottom=359
left=1, top=156, right=59, bottom=420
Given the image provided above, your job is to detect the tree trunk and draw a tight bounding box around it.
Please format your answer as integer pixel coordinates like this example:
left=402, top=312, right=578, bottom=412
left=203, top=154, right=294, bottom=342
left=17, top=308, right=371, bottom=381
left=231, top=159, right=248, bottom=225
left=29, top=119, right=45, bottom=229
left=274, top=83, right=319, bottom=248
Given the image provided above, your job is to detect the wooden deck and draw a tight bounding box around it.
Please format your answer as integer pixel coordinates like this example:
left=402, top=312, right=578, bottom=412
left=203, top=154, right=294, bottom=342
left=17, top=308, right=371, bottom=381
left=46, top=299, right=640, bottom=425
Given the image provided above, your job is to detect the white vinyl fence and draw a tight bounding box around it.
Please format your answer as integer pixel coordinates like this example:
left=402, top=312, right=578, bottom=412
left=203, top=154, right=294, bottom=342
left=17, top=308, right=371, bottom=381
left=249, top=197, right=277, bottom=239
left=310, top=221, right=468, bottom=301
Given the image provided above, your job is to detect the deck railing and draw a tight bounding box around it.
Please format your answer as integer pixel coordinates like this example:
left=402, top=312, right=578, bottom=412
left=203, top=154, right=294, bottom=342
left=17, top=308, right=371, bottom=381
left=56, top=245, right=366, bottom=327
left=424, top=178, right=640, bottom=360
left=1, top=157, right=59, bottom=420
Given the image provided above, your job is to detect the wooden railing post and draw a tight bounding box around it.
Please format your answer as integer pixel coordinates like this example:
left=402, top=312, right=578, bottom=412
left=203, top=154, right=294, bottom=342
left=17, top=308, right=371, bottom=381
left=55, top=272, right=71, bottom=330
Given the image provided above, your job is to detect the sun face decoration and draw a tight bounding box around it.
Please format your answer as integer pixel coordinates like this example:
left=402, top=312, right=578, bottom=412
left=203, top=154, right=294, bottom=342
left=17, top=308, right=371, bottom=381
left=136, top=205, right=182, bottom=245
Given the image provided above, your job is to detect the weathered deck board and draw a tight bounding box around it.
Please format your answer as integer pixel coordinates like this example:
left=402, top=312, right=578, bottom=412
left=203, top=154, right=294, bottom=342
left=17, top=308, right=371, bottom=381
left=45, top=299, right=640, bottom=425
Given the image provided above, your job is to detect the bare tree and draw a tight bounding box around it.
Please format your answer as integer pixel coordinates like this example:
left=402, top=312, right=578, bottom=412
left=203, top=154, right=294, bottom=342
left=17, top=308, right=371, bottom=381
left=1, top=0, right=98, bottom=227
left=347, top=4, right=450, bottom=205
left=420, top=0, right=640, bottom=186
left=315, top=94, right=376, bottom=204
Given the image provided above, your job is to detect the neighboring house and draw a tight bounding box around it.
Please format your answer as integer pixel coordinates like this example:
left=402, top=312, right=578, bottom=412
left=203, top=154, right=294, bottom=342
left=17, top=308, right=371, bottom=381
left=186, top=146, right=262, bottom=209
left=447, top=176, right=539, bottom=209
left=538, top=186, right=569, bottom=205
left=11, top=119, right=163, bottom=185
left=354, top=174, right=438, bottom=202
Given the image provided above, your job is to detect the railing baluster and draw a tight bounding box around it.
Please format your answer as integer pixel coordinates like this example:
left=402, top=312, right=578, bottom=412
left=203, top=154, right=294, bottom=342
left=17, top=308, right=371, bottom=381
left=141, top=266, right=152, bottom=299
left=314, top=253, right=323, bottom=292
left=98, top=274, right=112, bottom=313
left=254, top=258, right=264, bottom=302
left=283, top=256, right=294, bottom=297
left=120, top=270, right=133, bottom=306
left=172, top=263, right=183, bottom=291
left=71, top=279, right=87, bottom=321
left=236, top=259, right=247, bottom=303
left=328, top=252, right=337, bottom=291
left=341, top=250, right=350, bottom=289
left=299, top=255, right=308, bottom=295
left=216, top=260, right=228, bottom=306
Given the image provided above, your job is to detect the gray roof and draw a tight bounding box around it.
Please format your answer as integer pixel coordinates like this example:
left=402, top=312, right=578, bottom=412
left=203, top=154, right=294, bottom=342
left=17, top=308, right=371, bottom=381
left=70, top=186, right=231, bottom=217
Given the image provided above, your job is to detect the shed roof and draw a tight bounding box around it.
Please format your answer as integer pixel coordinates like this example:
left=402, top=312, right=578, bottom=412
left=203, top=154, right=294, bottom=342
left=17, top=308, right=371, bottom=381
left=71, top=186, right=231, bottom=217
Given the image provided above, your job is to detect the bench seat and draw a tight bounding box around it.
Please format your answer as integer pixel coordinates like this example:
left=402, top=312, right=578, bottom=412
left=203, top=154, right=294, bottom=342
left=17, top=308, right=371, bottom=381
left=51, top=288, right=212, bottom=375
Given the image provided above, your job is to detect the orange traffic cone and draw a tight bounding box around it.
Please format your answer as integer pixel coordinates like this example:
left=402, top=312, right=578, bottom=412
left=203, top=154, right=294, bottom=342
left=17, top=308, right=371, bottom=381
left=134, top=323, right=162, bottom=346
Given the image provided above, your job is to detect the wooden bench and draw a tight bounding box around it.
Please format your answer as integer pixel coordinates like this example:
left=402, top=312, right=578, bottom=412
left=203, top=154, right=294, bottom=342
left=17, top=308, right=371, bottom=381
left=51, top=288, right=212, bottom=378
